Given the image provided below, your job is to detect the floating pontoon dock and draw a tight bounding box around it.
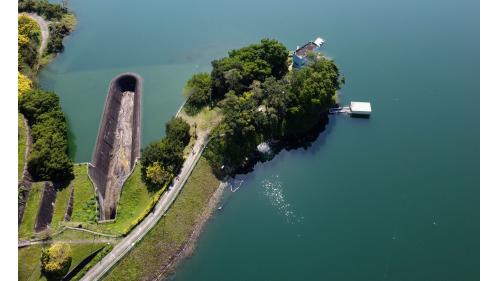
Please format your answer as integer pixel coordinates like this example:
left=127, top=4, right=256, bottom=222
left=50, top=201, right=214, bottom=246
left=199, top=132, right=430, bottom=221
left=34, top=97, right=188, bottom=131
left=329, top=101, right=372, bottom=117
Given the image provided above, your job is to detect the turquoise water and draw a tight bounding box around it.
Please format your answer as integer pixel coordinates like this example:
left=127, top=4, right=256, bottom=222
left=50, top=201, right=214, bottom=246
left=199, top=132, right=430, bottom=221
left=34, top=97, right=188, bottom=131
left=40, top=0, right=479, bottom=280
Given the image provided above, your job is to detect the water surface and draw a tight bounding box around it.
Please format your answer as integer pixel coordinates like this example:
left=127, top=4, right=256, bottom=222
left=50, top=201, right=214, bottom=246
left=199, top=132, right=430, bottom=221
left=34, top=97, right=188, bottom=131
left=40, top=0, right=479, bottom=280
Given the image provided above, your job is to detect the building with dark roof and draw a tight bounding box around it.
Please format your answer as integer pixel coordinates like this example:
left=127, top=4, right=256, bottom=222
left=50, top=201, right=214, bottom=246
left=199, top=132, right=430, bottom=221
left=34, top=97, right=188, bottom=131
left=292, top=37, right=325, bottom=68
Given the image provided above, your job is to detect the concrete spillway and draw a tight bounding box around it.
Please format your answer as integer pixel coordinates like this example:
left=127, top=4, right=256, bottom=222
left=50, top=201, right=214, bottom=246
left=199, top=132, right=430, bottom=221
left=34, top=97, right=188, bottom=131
left=89, top=73, right=142, bottom=221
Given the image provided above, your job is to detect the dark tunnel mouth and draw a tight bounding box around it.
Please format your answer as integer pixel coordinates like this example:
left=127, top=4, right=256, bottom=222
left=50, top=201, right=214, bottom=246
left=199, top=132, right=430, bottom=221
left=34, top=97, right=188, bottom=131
left=116, top=74, right=140, bottom=92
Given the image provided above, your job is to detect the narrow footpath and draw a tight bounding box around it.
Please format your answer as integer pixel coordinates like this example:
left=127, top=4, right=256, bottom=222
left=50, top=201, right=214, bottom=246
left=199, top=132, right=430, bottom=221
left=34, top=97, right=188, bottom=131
left=26, top=13, right=49, bottom=54
left=80, top=134, right=209, bottom=281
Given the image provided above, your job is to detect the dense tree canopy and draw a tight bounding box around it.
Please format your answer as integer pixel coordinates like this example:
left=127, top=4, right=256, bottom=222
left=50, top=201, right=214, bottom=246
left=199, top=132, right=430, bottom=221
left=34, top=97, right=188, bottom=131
left=165, top=117, right=191, bottom=146
left=184, top=72, right=212, bottom=114
left=141, top=117, right=191, bottom=189
left=40, top=243, right=72, bottom=280
left=210, top=38, right=288, bottom=100
left=200, top=39, right=343, bottom=176
left=18, top=0, right=69, bottom=21
left=19, top=90, right=73, bottom=181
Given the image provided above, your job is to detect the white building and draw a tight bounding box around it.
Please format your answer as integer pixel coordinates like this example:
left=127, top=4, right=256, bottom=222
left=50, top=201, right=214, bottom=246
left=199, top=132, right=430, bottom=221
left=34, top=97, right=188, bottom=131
left=349, top=101, right=372, bottom=116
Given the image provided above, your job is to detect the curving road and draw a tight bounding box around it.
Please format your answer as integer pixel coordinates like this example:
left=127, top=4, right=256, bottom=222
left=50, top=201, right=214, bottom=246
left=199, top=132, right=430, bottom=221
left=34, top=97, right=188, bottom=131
left=23, top=13, right=49, bottom=54
left=80, top=134, right=209, bottom=281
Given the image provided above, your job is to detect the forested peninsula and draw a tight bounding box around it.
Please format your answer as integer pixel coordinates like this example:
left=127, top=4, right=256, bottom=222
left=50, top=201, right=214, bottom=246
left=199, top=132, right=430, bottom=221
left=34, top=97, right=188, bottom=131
left=185, top=39, right=343, bottom=177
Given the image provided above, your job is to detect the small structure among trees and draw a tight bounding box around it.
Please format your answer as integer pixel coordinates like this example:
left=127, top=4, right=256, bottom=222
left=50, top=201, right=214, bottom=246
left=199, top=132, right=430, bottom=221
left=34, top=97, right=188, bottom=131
left=292, top=37, right=325, bottom=68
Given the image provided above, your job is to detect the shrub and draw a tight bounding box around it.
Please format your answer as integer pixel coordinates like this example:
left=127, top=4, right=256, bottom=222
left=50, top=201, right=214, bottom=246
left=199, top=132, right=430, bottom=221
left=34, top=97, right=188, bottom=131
left=18, top=72, right=32, bottom=96
left=40, top=243, right=72, bottom=280
left=18, top=14, right=40, bottom=71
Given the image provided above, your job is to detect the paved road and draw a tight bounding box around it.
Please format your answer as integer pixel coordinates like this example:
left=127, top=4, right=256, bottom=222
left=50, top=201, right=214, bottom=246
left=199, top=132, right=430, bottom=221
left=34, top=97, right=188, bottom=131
left=81, top=135, right=208, bottom=281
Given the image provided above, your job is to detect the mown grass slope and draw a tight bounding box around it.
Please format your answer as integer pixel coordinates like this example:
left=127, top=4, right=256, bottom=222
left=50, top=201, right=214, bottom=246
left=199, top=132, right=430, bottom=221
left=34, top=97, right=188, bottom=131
left=50, top=183, right=72, bottom=230
left=19, top=182, right=44, bottom=239
left=70, top=164, right=97, bottom=223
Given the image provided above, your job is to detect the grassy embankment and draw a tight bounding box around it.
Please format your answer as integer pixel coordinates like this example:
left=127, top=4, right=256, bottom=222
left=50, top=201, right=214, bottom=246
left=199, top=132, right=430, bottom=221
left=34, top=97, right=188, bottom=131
left=18, top=113, right=28, bottom=180
left=18, top=243, right=109, bottom=281
left=60, top=163, right=165, bottom=236
left=19, top=182, right=45, bottom=239
left=21, top=162, right=162, bottom=238
left=103, top=157, right=220, bottom=281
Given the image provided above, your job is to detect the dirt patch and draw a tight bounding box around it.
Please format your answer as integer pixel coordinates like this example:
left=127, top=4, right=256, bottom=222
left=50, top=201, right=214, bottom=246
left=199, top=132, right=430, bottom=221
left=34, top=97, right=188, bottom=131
left=35, top=182, right=56, bottom=232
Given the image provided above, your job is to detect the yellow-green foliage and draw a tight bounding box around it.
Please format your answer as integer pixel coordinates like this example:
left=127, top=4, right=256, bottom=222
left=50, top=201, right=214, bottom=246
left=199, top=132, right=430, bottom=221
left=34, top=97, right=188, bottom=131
left=60, top=13, right=77, bottom=31
left=18, top=72, right=32, bottom=96
left=40, top=243, right=72, bottom=278
left=18, top=13, right=41, bottom=70
left=146, top=161, right=171, bottom=187
left=18, top=14, right=41, bottom=40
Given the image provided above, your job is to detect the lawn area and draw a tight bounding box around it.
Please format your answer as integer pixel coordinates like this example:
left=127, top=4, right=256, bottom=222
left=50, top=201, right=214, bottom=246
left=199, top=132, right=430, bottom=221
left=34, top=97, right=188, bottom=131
left=18, top=113, right=28, bottom=181
left=103, top=157, right=220, bottom=281
left=178, top=106, right=223, bottom=157
left=178, top=106, right=222, bottom=133
left=18, top=243, right=108, bottom=281
left=50, top=183, right=72, bottom=230
left=67, top=162, right=163, bottom=236
left=19, top=182, right=45, bottom=239
left=70, top=164, right=98, bottom=223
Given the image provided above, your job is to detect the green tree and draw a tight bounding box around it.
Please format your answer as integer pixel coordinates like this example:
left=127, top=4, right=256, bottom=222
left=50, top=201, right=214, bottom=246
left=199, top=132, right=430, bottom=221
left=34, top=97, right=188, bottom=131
left=40, top=243, right=72, bottom=280
left=141, top=138, right=184, bottom=189
left=145, top=162, right=172, bottom=187
left=165, top=117, right=190, bottom=146
left=184, top=72, right=212, bottom=114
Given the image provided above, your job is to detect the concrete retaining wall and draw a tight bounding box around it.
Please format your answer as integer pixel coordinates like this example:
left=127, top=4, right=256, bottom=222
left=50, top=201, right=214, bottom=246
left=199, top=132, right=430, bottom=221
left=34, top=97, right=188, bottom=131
left=89, top=73, right=142, bottom=220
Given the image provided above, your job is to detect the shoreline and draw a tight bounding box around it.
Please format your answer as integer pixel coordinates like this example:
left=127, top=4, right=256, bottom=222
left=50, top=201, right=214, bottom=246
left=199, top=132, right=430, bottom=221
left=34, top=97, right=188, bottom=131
left=151, top=181, right=227, bottom=281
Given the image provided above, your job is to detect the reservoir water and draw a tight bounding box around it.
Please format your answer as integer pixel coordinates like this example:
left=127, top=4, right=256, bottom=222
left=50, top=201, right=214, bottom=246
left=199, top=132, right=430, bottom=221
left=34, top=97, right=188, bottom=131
left=40, top=0, right=479, bottom=280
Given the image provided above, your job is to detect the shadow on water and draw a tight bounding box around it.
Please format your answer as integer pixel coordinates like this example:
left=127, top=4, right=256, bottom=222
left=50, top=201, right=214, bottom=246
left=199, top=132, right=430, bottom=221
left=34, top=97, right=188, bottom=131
left=231, top=113, right=336, bottom=177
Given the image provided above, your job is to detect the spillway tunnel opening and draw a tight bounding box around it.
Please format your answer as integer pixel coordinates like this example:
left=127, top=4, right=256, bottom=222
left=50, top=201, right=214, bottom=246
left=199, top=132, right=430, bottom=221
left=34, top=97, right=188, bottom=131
left=88, top=73, right=142, bottom=221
